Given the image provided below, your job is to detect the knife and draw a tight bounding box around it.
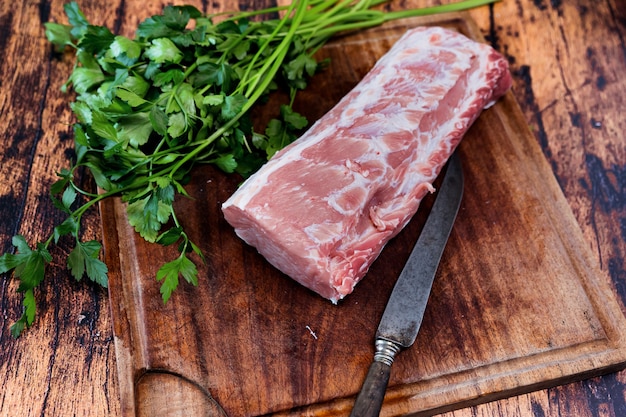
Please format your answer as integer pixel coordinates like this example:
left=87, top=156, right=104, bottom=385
left=350, top=152, right=464, bottom=417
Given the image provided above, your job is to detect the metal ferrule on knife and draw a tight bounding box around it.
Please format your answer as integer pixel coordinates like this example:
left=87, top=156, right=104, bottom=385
left=373, top=339, right=402, bottom=367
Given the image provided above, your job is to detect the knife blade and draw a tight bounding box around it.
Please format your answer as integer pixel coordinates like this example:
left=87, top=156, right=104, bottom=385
left=350, top=152, right=464, bottom=417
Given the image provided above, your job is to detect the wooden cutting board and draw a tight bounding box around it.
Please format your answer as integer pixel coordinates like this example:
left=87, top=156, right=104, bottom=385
left=100, top=12, right=626, bottom=417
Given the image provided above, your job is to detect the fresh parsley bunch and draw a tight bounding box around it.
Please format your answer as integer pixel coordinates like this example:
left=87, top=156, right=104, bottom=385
left=1, top=0, right=498, bottom=336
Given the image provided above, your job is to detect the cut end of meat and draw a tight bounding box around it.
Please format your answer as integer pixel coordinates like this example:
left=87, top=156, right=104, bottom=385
left=222, top=26, right=512, bottom=303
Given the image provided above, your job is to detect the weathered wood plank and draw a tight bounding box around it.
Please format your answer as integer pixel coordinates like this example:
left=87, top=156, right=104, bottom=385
left=0, top=0, right=121, bottom=416
left=439, top=0, right=626, bottom=416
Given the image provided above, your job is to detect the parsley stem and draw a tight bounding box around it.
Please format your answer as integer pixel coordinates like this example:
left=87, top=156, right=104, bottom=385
left=237, top=0, right=300, bottom=97
left=380, top=0, right=499, bottom=19
left=213, top=0, right=329, bottom=22
left=168, top=0, right=311, bottom=180
left=296, top=0, right=497, bottom=41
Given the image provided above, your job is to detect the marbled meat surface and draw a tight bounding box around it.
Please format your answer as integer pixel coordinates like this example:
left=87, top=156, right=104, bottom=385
left=222, top=26, right=512, bottom=302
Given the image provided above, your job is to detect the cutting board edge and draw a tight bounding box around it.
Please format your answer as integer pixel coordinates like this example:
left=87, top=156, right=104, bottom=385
left=268, top=348, right=626, bottom=417
left=493, top=90, right=626, bottom=347
left=100, top=197, right=137, bottom=417
left=396, top=361, right=626, bottom=417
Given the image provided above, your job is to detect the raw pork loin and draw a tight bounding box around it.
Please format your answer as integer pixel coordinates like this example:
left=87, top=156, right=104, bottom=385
left=222, top=26, right=512, bottom=302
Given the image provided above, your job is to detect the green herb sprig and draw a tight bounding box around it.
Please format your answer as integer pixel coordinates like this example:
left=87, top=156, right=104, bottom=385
left=1, top=0, right=498, bottom=336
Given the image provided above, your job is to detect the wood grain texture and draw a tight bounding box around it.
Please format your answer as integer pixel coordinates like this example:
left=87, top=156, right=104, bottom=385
left=0, top=1, right=118, bottom=416
left=1, top=1, right=626, bottom=417
left=444, top=1, right=626, bottom=416
left=99, top=13, right=626, bottom=417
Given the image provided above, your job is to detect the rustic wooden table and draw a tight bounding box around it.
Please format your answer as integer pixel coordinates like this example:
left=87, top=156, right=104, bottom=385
left=1, top=0, right=625, bottom=416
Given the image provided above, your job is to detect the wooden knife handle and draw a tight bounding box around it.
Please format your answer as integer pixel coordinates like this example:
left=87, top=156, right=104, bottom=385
left=349, top=360, right=391, bottom=417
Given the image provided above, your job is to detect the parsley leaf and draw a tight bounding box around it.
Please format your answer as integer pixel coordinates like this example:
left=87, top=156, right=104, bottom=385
left=110, top=36, right=142, bottom=65
left=156, top=227, right=183, bottom=246
left=44, top=23, right=74, bottom=49
left=68, top=240, right=108, bottom=287
left=53, top=217, right=79, bottom=242
left=117, top=112, right=153, bottom=147
left=221, top=94, right=247, bottom=120
left=10, top=237, right=52, bottom=292
left=156, top=253, right=198, bottom=303
left=69, top=66, right=105, bottom=94
left=64, top=1, right=89, bottom=38
left=167, top=112, right=187, bottom=138
left=213, top=153, right=238, bottom=173
left=284, top=53, right=318, bottom=84
left=78, top=25, right=115, bottom=55
left=10, top=289, right=36, bottom=338
left=127, top=193, right=172, bottom=242
left=149, top=106, right=169, bottom=135
left=263, top=105, right=308, bottom=157
left=145, top=38, right=183, bottom=64
left=1, top=236, right=52, bottom=337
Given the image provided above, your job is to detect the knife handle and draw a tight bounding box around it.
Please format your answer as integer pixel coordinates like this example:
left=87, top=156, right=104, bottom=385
left=349, top=360, right=391, bottom=417
left=350, top=339, right=401, bottom=417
